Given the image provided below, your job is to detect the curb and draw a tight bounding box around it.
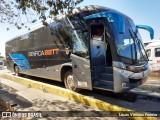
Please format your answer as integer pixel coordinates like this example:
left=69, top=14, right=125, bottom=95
left=0, top=73, right=157, bottom=120
left=0, top=92, right=15, bottom=111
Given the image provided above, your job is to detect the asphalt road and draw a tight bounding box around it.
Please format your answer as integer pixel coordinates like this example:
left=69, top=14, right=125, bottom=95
left=0, top=104, right=5, bottom=111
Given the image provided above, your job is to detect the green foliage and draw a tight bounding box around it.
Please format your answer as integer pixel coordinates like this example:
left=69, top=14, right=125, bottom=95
left=0, top=0, right=84, bottom=30
left=0, top=0, right=16, bottom=24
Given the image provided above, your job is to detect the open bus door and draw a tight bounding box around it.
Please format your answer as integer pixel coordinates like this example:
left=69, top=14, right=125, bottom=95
left=71, top=23, right=107, bottom=90
left=71, top=29, right=92, bottom=90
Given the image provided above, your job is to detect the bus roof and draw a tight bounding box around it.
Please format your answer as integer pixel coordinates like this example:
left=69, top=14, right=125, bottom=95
left=6, top=5, right=130, bottom=43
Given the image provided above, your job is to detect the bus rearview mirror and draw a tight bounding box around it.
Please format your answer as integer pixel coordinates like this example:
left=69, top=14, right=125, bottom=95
left=136, top=25, right=154, bottom=39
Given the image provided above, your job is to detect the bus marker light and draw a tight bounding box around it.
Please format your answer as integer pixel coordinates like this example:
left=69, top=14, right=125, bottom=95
left=77, top=72, right=84, bottom=75
left=84, top=65, right=90, bottom=69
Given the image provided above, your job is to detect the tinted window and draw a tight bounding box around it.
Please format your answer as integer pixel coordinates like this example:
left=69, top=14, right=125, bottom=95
left=91, top=25, right=104, bottom=41
left=28, top=33, right=34, bottom=49
left=72, top=30, right=89, bottom=58
left=66, top=14, right=89, bottom=58
left=20, top=33, right=30, bottom=50
left=116, top=32, right=136, bottom=59
left=34, top=28, right=44, bottom=48
left=155, top=48, right=160, bottom=57
left=114, top=18, right=136, bottom=60
left=146, top=49, right=151, bottom=57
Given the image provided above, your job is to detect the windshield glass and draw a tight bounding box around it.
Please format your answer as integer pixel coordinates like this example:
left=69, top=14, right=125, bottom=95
left=128, top=19, right=148, bottom=62
left=114, top=18, right=136, bottom=60
left=116, top=31, right=136, bottom=60
left=112, top=17, right=147, bottom=63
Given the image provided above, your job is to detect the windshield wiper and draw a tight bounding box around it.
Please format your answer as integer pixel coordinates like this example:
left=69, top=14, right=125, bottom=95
left=128, top=29, right=138, bottom=64
left=134, top=32, right=149, bottom=62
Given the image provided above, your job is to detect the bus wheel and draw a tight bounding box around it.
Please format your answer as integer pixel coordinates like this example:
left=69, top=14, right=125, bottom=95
left=14, top=66, right=21, bottom=76
left=64, top=70, right=80, bottom=92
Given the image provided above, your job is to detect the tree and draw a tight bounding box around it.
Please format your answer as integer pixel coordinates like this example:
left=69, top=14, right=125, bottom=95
left=0, top=0, right=84, bottom=30
left=0, top=0, right=16, bottom=29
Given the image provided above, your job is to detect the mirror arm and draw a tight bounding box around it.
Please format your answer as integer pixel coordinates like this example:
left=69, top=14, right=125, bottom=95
left=136, top=25, right=154, bottom=39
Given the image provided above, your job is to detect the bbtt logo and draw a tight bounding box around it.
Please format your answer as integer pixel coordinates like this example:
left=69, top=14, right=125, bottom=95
left=28, top=48, right=59, bottom=57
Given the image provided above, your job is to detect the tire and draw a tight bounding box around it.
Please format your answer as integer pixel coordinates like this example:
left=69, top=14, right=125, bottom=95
left=64, top=70, right=80, bottom=92
left=14, top=65, right=22, bottom=76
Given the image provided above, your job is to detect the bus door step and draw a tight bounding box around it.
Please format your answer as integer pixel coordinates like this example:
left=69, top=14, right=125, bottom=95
left=100, top=73, right=113, bottom=81
left=105, top=67, right=113, bottom=74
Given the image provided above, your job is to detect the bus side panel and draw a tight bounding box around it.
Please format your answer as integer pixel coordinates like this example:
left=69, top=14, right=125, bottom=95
left=6, top=57, right=15, bottom=72
left=7, top=20, right=72, bottom=81
left=20, top=64, right=63, bottom=81
left=19, top=44, right=71, bottom=81
left=5, top=37, right=21, bottom=72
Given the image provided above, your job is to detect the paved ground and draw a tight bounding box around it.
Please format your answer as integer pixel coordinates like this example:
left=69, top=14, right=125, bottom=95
left=0, top=104, right=5, bottom=111
left=1, top=77, right=160, bottom=120
left=0, top=77, right=121, bottom=120
left=139, top=76, right=160, bottom=93
left=0, top=67, right=160, bottom=119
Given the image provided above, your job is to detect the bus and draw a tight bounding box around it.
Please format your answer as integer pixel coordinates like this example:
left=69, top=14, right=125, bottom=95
left=5, top=5, right=154, bottom=93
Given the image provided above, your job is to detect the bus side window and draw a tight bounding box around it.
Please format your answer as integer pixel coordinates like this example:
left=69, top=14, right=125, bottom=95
left=15, top=37, right=20, bottom=51
left=155, top=48, right=160, bottom=57
left=49, top=23, right=61, bottom=46
left=91, top=25, right=104, bottom=41
left=72, top=30, right=89, bottom=58
left=60, top=24, right=74, bottom=50
left=28, top=33, right=34, bottom=49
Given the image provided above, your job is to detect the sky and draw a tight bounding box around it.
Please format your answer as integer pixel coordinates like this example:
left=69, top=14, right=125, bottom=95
left=0, top=0, right=160, bottom=57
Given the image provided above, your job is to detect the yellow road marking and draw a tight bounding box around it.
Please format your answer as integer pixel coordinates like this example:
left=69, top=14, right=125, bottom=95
left=0, top=73, right=157, bottom=120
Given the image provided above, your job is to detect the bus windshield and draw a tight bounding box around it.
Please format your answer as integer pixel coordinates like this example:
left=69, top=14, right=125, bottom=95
left=129, top=19, right=148, bottom=62
left=135, top=31, right=148, bottom=62
left=114, top=18, right=148, bottom=64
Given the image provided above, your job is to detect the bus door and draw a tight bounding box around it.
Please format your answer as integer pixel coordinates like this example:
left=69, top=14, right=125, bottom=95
left=71, top=30, right=92, bottom=90
left=89, top=24, right=106, bottom=77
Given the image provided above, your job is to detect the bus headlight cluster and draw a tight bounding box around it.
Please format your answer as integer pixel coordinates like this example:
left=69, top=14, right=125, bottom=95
left=115, top=67, right=134, bottom=77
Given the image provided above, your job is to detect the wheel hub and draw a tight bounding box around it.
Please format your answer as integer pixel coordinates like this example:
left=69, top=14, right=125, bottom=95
left=15, top=67, right=19, bottom=75
left=67, top=75, right=76, bottom=90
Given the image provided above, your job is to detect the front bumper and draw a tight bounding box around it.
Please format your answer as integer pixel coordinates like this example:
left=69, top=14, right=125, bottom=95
left=113, top=67, right=150, bottom=93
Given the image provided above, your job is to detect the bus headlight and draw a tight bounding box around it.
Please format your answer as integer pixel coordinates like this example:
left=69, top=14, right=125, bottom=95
left=122, top=69, right=134, bottom=77
left=115, top=67, right=134, bottom=77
